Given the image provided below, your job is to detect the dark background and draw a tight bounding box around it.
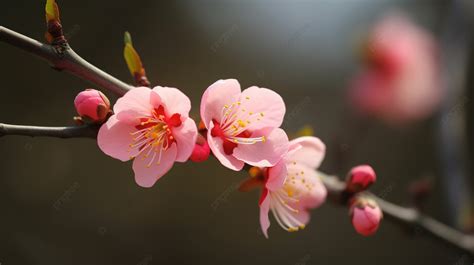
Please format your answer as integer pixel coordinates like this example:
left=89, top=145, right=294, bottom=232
left=0, top=0, right=472, bottom=264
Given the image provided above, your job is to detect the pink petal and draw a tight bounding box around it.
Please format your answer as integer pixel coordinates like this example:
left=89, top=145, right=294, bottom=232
left=97, top=115, right=139, bottom=162
left=237, top=86, right=285, bottom=130
left=286, top=164, right=327, bottom=209
left=207, top=121, right=245, bottom=171
left=302, top=175, right=327, bottom=209
left=172, top=118, right=198, bottom=162
left=233, top=128, right=289, bottom=168
left=259, top=193, right=271, bottom=238
left=288, top=136, right=326, bottom=169
left=352, top=206, right=382, bottom=236
left=113, top=87, right=152, bottom=120
left=289, top=203, right=311, bottom=226
left=132, top=143, right=178, bottom=188
left=151, top=86, right=191, bottom=118
left=266, top=160, right=287, bottom=191
left=200, top=79, right=241, bottom=128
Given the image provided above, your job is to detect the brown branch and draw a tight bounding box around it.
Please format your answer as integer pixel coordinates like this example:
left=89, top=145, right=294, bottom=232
left=0, top=123, right=98, bottom=138
left=0, top=26, right=134, bottom=96
left=320, top=173, right=474, bottom=255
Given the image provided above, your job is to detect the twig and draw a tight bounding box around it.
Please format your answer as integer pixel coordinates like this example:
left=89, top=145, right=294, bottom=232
left=0, top=123, right=98, bottom=138
left=320, top=173, right=474, bottom=255
left=0, top=26, right=134, bottom=96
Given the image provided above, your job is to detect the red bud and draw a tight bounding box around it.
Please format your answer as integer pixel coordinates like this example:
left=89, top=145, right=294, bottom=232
left=189, top=135, right=210, bottom=162
left=346, top=165, right=376, bottom=193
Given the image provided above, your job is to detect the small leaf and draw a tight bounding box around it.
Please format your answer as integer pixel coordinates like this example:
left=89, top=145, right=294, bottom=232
left=124, top=31, right=133, bottom=45
left=123, top=31, right=144, bottom=77
left=45, top=0, right=60, bottom=22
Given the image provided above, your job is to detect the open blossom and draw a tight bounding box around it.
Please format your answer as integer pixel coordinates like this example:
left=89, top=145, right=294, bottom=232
left=259, top=136, right=327, bottom=237
left=97, top=86, right=197, bottom=187
left=200, top=79, right=289, bottom=171
left=350, top=13, right=441, bottom=125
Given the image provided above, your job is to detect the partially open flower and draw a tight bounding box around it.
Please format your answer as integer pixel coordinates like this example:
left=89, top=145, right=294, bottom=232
left=350, top=196, right=383, bottom=236
left=97, top=87, right=198, bottom=187
left=258, top=136, right=327, bottom=237
left=74, top=89, right=110, bottom=122
left=200, top=79, right=289, bottom=171
left=346, top=165, right=376, bottom=193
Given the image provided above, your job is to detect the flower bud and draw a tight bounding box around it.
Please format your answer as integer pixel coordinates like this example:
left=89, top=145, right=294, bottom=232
left=189, top=134, right=210, bottom=162
left=350, top=196, right=382, bottom=236
left=74, top=89, right=110, bottom=122
left=346, top=165, right=376, bottom=193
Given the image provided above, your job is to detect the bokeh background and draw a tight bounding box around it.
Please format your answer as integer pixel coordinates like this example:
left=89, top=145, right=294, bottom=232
left=0, top=0, right=473, bottom=264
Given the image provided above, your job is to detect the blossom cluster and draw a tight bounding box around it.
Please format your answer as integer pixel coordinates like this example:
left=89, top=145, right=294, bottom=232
left=74, top=78, right=382, bottom=237
left=93, top=79, right=330, bottom=237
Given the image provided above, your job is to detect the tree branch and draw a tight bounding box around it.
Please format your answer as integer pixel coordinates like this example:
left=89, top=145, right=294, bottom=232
left=0, top=26, right=134, bottom=96
left=321, top=173, right=474, bottom=255
left=0, top=123, right=98, bottom=138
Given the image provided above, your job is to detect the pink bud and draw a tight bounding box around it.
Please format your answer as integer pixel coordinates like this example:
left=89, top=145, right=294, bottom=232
left=190, top=135, right=210, bottom=162
left=350, top=197, right=383, bottom=236
left=346, top=165, right=376, bottom=193
left=74, top=89, right=110, bottom=122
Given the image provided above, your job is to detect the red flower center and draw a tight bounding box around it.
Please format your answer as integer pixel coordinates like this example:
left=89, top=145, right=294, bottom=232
left=210, top=120, right=251, bottom=155
left=133, top=105, right=182, bottom=152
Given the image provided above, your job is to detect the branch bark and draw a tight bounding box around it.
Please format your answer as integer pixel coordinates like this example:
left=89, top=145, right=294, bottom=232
left=0, top=123, right=98, bottom=138
left=321, top=173, right=474, bottom=255
left=0, top=26, right=134, bottom=96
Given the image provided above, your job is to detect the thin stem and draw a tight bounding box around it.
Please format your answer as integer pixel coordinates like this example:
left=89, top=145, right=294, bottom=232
left=0, top=123, right=98, bottom=139
left=320, top=173, right=474, bottom=255
left=0, top=26, right=134, bottom=95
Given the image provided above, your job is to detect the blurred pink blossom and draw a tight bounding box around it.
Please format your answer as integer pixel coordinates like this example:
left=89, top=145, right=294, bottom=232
left=259, top=136, right=327, bottom=238
left=200, top=79, right=289, bottom=171
left=97, top=87, right=198, bottom=188
left=350, top=13, right=442, bottom=125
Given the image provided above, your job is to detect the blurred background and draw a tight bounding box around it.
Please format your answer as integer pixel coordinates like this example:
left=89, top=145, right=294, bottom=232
left=0, top=0, right=473, bottom=264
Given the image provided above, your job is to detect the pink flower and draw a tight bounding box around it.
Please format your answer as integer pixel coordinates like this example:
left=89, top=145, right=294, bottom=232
left=200, top=79, right=289, bottom=171
left=74, top=89, right=110, bottom=122
left=345, top=165, right=376, bottom=193
left=350, top=196, right=383, bottom=236
left=97, top=86, right=198, bottom=188
left=350, top=13, right=442, bottom=125
left=259, top=136, right=327, bottom=237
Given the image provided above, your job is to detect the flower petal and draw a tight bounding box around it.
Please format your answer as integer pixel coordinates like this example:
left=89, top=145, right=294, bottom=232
left=97, top=115, right=139, bottom=162
left=200, top=79, right=241, bottom=128
left=302, top=175, right=327, bottom=209
left=207, top=121, right=245, bottom=171
left=233, top=128, right=289, bottom=167
left=259, top=193, right=271, bottom=238
left=151, top=86, right=191, bottom=118
left=287, top=164, right=327, bottom=209
left=172, top=118, right=198, bottom=162
left=132, top=143, right=178, bottom=188
left=113, top=87, right=152, bottom=118
left=237, top=86, right=286, bottom=130
left=288, top=136, right=326, bottom=169
left=266, top=160, right=287, bottom=191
